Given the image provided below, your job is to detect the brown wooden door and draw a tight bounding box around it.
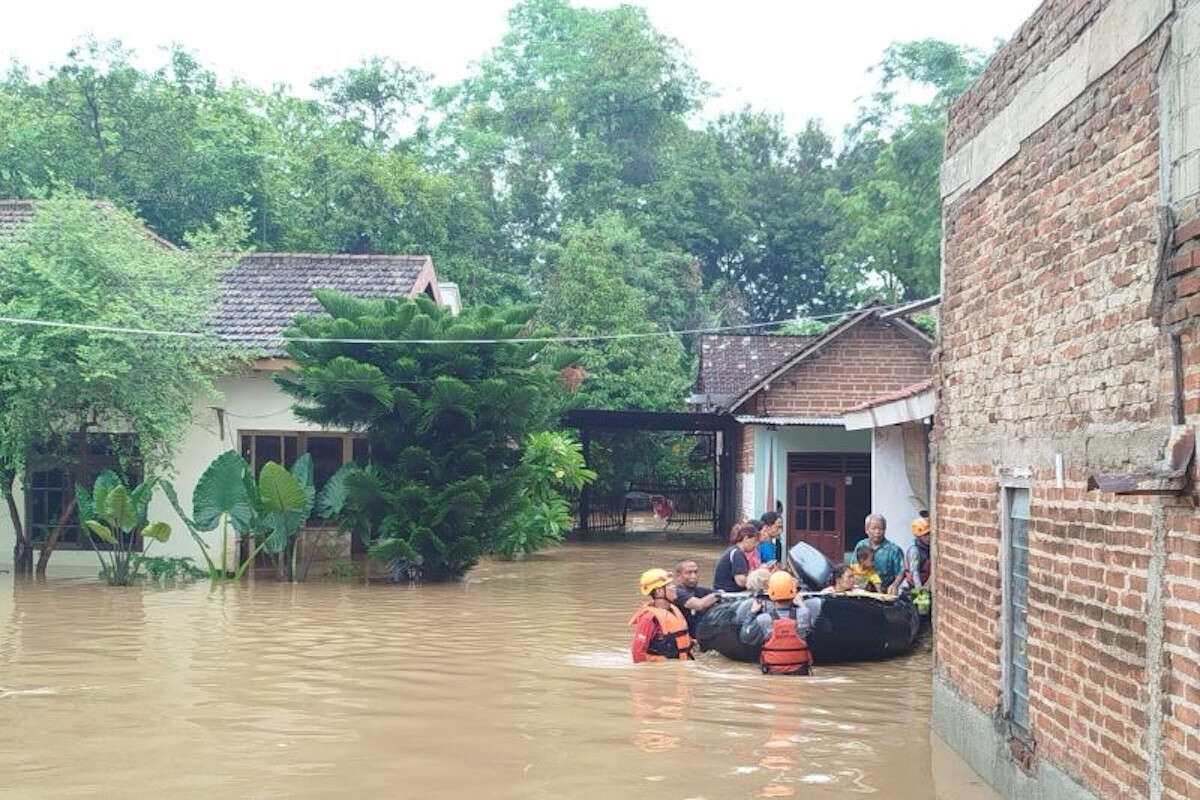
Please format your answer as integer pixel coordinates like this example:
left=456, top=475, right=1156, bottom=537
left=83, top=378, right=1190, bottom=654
left=787, top=472, right=845, bottom=562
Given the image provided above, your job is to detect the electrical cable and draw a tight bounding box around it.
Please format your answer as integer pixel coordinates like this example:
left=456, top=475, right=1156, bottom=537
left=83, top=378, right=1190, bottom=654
left=0, top=299, right=923, bottom=346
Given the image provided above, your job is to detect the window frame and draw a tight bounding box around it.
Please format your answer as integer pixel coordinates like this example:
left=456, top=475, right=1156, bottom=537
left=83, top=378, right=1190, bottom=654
left=25, top=432, right=143, bottom=551
left=1000, top=478, right=1033, bottom=740
left=238, top=430, right=367, bottom=529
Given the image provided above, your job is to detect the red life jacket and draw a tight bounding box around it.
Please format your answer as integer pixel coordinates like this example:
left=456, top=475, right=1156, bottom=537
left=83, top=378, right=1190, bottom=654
left=759, top=608, right=813, bottom=675
left=630, top=605, right=694, bottom=661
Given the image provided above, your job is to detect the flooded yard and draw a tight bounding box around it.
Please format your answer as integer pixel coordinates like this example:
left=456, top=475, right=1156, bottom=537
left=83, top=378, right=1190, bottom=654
left=0, top=541, right=993, bottom=799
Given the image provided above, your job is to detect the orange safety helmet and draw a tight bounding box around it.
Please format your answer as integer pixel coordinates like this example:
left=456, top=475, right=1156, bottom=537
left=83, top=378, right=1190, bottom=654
left=767, top=571, right=798, bottom=602
left=639, top=568, right=672, bottom=595
left=911, top=517, right=931, bottom=537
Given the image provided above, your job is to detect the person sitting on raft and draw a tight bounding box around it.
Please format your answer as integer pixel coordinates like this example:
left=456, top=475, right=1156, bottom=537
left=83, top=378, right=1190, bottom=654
left=757, top=511, right=783, bottom=565
left=745, top=567, right=773, bottom=595
left=854, top=513, right=905, bottom=594
left=713, top=523, right=758, bottom=591
left=671, top=559, right=720, bottom=637
left=739, top=572, right=813, bottom=675
left=821, top=563, right=859, bottom=594
left=631, top=568, right=694, bottom=663
left=744, top=519, right=764, bottom=570
left=849, top=544, right=883, bottom=593
left=907, top=515, right=932, bottom=589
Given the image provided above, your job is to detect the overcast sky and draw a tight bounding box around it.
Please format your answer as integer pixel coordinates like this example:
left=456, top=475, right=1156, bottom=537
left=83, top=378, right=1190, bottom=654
left=2, top=0, right=1039, bottom=137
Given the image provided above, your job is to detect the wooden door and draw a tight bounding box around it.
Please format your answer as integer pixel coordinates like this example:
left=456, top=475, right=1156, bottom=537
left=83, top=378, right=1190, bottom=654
left=787, top=472, right=845, bottom=562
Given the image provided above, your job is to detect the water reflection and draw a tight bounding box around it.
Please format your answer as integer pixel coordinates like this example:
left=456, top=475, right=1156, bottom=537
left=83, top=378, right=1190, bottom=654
left=0, top=542, right=993, bottom=799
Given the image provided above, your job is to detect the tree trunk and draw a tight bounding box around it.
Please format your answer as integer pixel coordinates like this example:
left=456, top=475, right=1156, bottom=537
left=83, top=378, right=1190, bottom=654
left=3, top=469, right=33, bottom=577
left=35, top=496, right=78, bottom=577
left=36, top=423, right=89, bottom=577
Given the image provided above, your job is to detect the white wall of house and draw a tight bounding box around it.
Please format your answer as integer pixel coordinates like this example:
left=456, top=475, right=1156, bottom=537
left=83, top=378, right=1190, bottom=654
left=870, top=424, right=923, bottom=556
left=752, top=425, right=871, bottom=556
left=0, top=370, right=349, bottom=574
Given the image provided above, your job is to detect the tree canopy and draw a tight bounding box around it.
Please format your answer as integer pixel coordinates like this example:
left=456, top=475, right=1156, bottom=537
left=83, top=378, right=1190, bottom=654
left=0, top=194, right=233, bottom=574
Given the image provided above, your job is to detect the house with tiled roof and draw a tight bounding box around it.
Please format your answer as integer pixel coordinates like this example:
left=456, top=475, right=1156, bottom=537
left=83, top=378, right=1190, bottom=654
left=694, top=302, right=936, bottom=560
left=0, top=200, right=459, bottom=573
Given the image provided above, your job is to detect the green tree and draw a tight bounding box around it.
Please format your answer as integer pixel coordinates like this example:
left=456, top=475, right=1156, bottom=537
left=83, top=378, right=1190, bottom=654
left=497, top=431, right=596, bottom=559
left=537, top=215, right=692, bottom=412
left=276, top=293, right=557, bottom=580
left=0, top=195, right=231, bottom=575
left=825, top=40, right=990, bottom=302
left=434, top=0, right=705, bottom=295
left=0, top=40, right=268, bottom=245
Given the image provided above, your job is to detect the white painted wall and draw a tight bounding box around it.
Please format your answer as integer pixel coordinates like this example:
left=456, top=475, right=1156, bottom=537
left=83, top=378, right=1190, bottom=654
left=0, top=371, right=350, bottom=573
left=869, top=422, right=933, bottom=556
left=752, top=425, right=871, bottom=556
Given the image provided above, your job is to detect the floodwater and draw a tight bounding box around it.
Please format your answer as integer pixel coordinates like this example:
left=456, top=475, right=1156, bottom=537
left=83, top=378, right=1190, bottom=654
left=0, top=541, right=995, bottom=799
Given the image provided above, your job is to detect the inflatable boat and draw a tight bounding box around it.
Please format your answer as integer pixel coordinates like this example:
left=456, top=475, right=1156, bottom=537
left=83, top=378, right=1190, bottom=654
left=694, top=542, right=921, bottom=664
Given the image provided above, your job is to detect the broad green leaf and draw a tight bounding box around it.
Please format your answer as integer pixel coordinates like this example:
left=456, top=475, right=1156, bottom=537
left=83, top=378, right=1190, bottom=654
left=193, top=450, right=253, bottom=533
left=317, top=462, right=356, bottom=519
left=75, top=483, right=95, bottom=524
left=159, top=479, right=197, bottom=531
left=129, top=478, right=158, bottom=526
left=85, top=520, right=116, bottom=544
left=104, top=486, right=138, bottom=532
left=92, top=470, right=123, bottom=517
left=141, top=521, right=171, bottom=543
left=258, top=461, right=307, bottom=513
left=289, top=453, right=316, bottom=519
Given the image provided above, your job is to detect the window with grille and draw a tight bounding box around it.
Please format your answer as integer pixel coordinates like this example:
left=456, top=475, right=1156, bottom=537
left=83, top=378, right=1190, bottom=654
left=1004, top=485, right=1031, bottom=736
left=26, top=433, right=142, bottom=551
left=240, top=431, right=367, bottom=525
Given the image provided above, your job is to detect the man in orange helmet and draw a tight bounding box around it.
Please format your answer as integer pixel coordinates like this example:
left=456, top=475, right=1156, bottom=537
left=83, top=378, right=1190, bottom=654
left=739, top=571, right=813, bottom=675
left=630, top=568, right=694, bottom=663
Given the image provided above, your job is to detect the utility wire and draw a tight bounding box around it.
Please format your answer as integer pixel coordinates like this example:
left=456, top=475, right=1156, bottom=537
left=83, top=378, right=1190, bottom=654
left=0, top=300, right=921, bottom=346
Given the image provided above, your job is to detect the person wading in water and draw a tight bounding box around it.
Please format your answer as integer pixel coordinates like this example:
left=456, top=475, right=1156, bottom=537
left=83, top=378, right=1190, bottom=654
left=740, top=571, right=813, bottom=675
left=630, top=568, right=694, bottom=663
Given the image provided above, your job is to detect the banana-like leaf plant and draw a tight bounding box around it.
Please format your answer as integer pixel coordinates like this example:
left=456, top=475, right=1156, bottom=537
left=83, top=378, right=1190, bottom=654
left=79, top=470, right=173, bottom=586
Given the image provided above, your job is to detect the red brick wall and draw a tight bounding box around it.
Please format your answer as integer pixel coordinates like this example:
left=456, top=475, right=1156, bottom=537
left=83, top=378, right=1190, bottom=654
left=736, top=423, right=754, bottom=473
left=1159, top=219, right=1200, bottom=800
left=945, top=0, right=1105, bottom=155
left=938, top=14, right=1190, bottom=799
left=739, top=318, right=931, bottom=416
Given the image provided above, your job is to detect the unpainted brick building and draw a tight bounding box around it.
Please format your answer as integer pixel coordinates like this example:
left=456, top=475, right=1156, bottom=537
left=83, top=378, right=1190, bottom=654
left=935, top=1, right=1200, bottom=799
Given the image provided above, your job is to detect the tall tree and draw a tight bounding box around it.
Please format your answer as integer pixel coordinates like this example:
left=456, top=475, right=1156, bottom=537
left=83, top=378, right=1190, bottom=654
left=277, top=293, right=560, bottom=580
left=825, top=39, right=990, bottom=302
left=537, top=214, right=692, bottom=412
left=0, top=195, right=232, bottom=575
left=0, top=40, right=267, bottom=245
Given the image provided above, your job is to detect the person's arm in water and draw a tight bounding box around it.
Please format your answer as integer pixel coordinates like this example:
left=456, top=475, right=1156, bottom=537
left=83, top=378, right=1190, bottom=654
left=631, top=613, right=658, bottom=663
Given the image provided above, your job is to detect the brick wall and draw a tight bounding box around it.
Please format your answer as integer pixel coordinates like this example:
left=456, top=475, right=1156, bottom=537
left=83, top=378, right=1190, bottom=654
left=740, top=318, right=931, bottom=416
left=736, top=423, right=755, bottom=473
left=937, top=1, right=1200, bottom=797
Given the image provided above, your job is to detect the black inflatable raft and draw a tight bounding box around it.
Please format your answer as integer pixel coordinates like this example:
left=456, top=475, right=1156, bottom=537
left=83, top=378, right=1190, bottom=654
left=694, top=542, right=920, bottom=664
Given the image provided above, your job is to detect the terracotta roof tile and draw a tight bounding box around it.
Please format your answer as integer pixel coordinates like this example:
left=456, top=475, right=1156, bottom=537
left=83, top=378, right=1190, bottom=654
left=0, top=200, right=37, bottom=239
left=2, top=201, right=437, bottom=357
left=697, top=334, right=815, bottom=401
left=212, top=253, right=434, bottom=355
left=845, top=379, right=934, bottom=413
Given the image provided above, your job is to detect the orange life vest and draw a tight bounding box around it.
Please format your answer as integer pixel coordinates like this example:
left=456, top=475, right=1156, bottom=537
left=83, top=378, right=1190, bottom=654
left=629, top=604, right=694, bottom=661
left=760, top=608, right=813, bottom=675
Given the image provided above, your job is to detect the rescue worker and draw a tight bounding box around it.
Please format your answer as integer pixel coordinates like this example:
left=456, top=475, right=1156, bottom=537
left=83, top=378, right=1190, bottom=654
left=739, top=572, right=813, bottom=675
left=907, top=516, right=932, bottom=589
left=630, top=568, right=694, bottom=663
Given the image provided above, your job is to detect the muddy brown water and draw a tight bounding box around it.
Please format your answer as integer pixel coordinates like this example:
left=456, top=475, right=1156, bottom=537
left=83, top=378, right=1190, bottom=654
left=0, top=541, right=995, bottom=799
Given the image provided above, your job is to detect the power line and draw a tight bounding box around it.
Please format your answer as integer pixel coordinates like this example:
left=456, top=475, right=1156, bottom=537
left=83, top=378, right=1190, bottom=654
left=0, top=300, right=922, bottom=346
